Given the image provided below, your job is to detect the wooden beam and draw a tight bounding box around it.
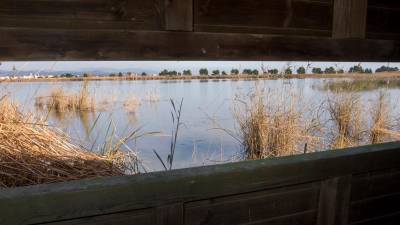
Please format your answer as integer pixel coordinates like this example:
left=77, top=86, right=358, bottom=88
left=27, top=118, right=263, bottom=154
left=0, top=142, right=399, bottom=225
left=333, top=0, right=368, bottom=38
left=0, top=28, right=399, bottom=62
left=165, top=0, right=193, bottom=31
left=317, top=176, right=352, bottom=225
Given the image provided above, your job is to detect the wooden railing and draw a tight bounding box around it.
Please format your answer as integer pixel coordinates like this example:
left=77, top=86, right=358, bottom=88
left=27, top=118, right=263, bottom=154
left=1, top=142, right=400, bottom=225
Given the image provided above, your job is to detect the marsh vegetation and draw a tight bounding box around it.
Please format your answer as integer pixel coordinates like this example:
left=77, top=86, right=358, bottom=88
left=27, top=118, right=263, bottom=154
left=1, top=78, right=400, bottom=187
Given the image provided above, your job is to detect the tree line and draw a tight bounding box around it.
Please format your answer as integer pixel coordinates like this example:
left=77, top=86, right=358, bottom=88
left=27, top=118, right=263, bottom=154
left=157, top=65, right=399, bottom=76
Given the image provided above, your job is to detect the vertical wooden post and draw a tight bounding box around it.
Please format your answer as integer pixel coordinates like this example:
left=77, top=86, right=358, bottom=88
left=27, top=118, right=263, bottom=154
left=317, top=176, right=352, bottom=225
left=165, top=0, right=193, bottom=31
left=156, top=203, right=184, bottom=225
left=332, top=0, right=368, bottom=38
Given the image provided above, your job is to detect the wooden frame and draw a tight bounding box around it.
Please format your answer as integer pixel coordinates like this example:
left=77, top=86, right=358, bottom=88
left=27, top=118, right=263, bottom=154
left=1, top=142, right=400, bottom=225
left=0, top=0, right=399, bottom=61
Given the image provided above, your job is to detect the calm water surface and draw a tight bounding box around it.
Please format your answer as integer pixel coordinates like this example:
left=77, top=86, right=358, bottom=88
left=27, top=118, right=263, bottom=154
left=2, top=78, right=399, bottom=171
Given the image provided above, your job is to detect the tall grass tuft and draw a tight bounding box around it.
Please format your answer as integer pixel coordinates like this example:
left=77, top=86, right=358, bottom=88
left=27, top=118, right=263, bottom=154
left=327, top=92, right=363, bottom=149
left=233, top=87, right=318, bottom=159
left=35, top=81, right=95, bottom=113
left=0, top=96, right=124, bottom=188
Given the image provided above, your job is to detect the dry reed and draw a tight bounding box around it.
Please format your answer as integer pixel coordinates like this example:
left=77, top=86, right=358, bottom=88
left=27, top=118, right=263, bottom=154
left=369, top=92, right=400, bottom=143
left=35, top=81, right=95, bottom=113
left=233, top=87, right=319, bottom=159
left=327, top=92, right=363, bottom=149
left=0, top=96, right=125, bottom=188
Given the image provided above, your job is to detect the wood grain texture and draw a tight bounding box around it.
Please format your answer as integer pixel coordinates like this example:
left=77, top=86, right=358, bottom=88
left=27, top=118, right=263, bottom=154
left=165, top=0, right=193, bottom=31
left=0, top=142, right=399, bottom=225
left=0, top=0, right=165, bottom=30
left=185, top=183, right=319, bottom=225
left=333, top=0, right=368, bottom=38
left=317, top=176, right=352, bottom=225
left=194, top=0, right=333, bottom=36
left=1, top=28, right=399, bottom=61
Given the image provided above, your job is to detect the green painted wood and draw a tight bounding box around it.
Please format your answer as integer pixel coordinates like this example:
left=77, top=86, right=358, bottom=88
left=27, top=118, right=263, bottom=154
left=0, top=142, right=399, bottom=225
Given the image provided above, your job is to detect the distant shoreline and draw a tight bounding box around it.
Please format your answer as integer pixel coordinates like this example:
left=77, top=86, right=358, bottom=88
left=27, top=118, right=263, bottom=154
left=1, top=72, right=400, bottom=83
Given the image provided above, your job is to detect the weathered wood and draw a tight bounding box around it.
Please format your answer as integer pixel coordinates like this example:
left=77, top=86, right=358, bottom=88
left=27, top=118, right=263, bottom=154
left=0, top=142, right=399, bottom=225
left=333, top=0, right=368, bottom=38
left=156, top=203, right=183, bottom=225
left=1, top=28, right=399, bottom=61
left=317, top=176, right=352, bottom=225
left=351, top=169, right=400, bottom=202
left=165, top=0, right=193, bottom=31
left=366, top=2, right=400, bottom=40
left=194, top=0, right=333, bottom=36
left=349, top=193, right=400, bottom=224
left=39, top=209, right=155, bottom=225
left=0, top=0, right=165, bottom=30
left=185, top=183, right=319, bottom=225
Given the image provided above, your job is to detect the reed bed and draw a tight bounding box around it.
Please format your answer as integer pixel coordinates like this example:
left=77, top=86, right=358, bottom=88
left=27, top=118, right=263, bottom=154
left=327, top=93, right=363, bottom=149
left=233, top=87, right=320, bottom=159
left=35, top=81, right=95, bottom=113
left=0, top=96, right=127, bottom=188
left=369, top=92, right=400, bottom=143
left=123, top=95, right=142, bottom=113
left=233, top=86, right=400, bottom=160
left=316, top=79, right=400, bottom=92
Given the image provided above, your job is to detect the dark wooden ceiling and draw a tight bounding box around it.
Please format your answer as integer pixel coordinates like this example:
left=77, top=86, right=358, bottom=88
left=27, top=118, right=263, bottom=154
left=0, top=0, right=399, bottom=61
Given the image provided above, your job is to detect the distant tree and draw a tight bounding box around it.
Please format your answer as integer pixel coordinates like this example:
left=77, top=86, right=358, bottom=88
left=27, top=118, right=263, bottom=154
left=109, top=73, right=116, bottom=77
left=83, top=73, right=89, bottom=77
left=242, top=69, right=253, bottom=75
left=375, top=65, right=399, bottom=73
left=222, top=71, right=227, bottom=75
left=337, top=69, right=345, bottom=74
left=284, top=68, right=292, bottom=75
left=324, top=67, right=336, bottom=74
left=364, top=68, right=373, bottom=74
left=199, top=68, right=208, bottom=76
left=252, top=69, right=259, bottom=75
left=171, top=71, right=178, bottom=76
left=127, top=72, right=133, bottom=77
left=212, top=70, right=220, bottom=76
left=141, top=72, right=147, bottom=76
left=312, top=67, right=323, bottom=74
left=230, top=69, right=239, bottom=75
left=297, top=66, right=306, bottom=74
left=183, top=70, right=192, bottom=76
left=118, top=72, right=123, bottom=77
left=268, top=69, right=279, bottom=75
left=349, top=65, right=364, bottom=73
left=159, top=69, right=168, bottom=76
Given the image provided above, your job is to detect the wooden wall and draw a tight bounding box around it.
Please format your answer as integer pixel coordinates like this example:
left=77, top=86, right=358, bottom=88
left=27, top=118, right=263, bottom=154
left=0, top=142, right=400, bottom=225
left=0, top=0, right=399, bottom=61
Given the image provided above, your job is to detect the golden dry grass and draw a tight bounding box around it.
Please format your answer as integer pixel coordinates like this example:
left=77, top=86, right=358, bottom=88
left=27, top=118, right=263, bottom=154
left=233, top=87, right=320, bottom=159
left=369, top=92, right=400, bottom=144
left=35, top=81, right=95, bottom=113
left=327, top=92, right=363, bottom=149
left=0, top=96, right=125, bottom=188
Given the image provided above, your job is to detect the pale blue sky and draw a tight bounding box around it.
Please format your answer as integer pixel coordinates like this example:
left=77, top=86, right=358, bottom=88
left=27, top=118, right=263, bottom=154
left=1, top=61, right=399, bottom=73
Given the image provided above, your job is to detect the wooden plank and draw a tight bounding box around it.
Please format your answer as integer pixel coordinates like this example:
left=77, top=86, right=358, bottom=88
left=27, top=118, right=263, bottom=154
left=165, top=0, right=193, bottom=31
left=349, top=193, right=400, bottom=223
left=333, top=0, right=368, bottom=38
left=0, top=142, right=398, bottom=225
left=194, top=0, right=333, bottom=36
left=156, top=203, right=183, bottom=225
left=0, top=28, right=399, bottom=61
left=185, top=183, right=319, bottom=225
left=0, top=0, right=165, bottom=30
left=37, top=208, right=155, bottom=225
left=366, top=4, right=400, bottom=40
left=351, top=168, right=400, bottom=202
left=349, top=211, right=400, bottom=225
left=317, top=176, right=352, bottom=225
